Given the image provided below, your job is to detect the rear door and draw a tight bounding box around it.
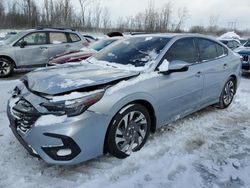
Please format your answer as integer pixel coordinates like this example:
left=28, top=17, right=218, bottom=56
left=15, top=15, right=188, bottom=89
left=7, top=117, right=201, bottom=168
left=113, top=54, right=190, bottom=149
left=47, top=32, right=68, bottom=59
left=67, top=32, right=86, bottom=50
left=14, top=32, right=49, bottom=67
left=155, top=37, right=204, bottom=125
left=196, top=38, right=230, bottom=105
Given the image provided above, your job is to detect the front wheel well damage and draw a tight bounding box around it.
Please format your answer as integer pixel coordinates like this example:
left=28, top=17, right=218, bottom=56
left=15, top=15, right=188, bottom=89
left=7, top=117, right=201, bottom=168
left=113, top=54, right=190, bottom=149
left=103, top=99, right=157, bottom=154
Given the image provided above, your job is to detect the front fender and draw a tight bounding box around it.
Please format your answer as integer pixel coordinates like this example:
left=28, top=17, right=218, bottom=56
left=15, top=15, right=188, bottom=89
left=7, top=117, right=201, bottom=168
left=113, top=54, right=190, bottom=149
left=89, top=91, right=158, bottom=120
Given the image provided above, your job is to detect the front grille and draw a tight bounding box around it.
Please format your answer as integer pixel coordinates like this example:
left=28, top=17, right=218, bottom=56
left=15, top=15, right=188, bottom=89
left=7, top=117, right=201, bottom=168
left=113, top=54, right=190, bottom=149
left=242, top=55, right=250, bottom=62
left=11, top=99, right=40, bottom=133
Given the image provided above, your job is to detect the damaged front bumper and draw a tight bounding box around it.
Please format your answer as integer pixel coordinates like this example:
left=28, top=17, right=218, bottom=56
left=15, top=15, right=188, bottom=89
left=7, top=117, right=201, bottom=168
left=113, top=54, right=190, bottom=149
left=7, top=96, right=112, bottom=165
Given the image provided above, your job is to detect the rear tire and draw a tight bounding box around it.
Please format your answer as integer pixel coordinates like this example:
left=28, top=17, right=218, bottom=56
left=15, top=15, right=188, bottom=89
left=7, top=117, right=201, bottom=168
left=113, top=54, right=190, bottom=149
left=0, top=58, right=14, bottom=78
left=216, top=77, right=236, bottom=109
left=106, top=104, right=151, bottom=159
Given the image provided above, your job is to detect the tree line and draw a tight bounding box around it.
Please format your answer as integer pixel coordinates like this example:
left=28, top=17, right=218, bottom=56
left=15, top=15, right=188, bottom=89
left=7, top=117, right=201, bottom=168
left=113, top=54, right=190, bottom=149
left=0, top=0, right=190, bottom=32
left=0, top=0, right=249, bottom=36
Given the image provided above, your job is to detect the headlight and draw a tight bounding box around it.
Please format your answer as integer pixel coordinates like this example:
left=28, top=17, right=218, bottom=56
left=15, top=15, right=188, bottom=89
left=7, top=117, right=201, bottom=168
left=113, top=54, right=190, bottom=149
left=41, top=90, right=104, bottom=117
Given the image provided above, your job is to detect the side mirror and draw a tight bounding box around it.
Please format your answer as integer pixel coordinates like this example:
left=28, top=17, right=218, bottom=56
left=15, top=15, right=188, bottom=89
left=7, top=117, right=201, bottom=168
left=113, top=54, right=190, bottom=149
left=20, top=41, right=27, bottom=48
left=158, top=60, right=189, bottom=74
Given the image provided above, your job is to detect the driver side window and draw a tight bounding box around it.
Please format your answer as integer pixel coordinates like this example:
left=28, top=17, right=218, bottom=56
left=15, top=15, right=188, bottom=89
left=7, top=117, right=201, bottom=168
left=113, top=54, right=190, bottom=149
left=18, top=32, right=47, bottom=46
left=166, top=38, right=198, bottom=64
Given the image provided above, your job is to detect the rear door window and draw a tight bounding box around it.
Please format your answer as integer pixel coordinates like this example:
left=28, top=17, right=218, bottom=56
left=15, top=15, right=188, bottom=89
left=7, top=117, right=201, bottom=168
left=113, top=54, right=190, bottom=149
left=49, top=32, right=67, bottom=44
left=216, top=44, right=224, bottom=57
left=197, top=38, right=218, bottom=61
left=166, top=38, right=198, bottom=64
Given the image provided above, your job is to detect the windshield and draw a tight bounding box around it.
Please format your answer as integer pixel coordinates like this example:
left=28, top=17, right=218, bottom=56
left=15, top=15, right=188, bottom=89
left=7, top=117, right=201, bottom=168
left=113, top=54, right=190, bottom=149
left=89, top=38, right=118, bottom=51
left=4, top=31, right=25, bottom=45
left=244, top=40, right=250, bottom=47
left=93, top=36, right=171, bottom=67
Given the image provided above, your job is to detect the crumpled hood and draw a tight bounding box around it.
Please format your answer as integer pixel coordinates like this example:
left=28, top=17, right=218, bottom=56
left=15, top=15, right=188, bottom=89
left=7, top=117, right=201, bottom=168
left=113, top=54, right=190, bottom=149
left=23, top=63, right=139, bottom=95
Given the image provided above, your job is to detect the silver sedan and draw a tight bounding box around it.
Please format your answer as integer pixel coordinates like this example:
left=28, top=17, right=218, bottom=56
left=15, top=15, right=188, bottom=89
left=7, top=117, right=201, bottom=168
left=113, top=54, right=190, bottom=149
left=7, top=34, right=241, bottom=165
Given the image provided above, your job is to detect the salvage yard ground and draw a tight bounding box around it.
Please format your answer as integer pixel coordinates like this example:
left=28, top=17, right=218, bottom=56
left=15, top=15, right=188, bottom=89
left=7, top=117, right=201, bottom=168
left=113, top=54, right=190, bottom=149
left=0, top=75, right=250, bottom=188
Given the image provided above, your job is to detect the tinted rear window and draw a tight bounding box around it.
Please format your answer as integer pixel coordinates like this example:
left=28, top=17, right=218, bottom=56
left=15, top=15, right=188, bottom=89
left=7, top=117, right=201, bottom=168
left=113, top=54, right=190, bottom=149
left=197, top=39, right=218, bottom=61
left=216, top=44, right=224, bottom=57
left=166, top=38, right=198, bottom=63
left=69, top=33, right=81, bottom=42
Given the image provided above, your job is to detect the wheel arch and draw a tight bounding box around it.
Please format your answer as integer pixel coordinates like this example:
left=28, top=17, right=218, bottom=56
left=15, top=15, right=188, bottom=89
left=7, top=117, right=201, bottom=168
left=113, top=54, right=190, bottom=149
left=0, top=55, right=16, bottom=68
left=103, top=99, right=157, bottom=154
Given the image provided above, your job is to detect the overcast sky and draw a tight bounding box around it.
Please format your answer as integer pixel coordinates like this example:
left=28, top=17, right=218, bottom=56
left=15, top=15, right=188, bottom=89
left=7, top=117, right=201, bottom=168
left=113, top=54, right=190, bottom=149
left=75, top=0, right=250, bottom=30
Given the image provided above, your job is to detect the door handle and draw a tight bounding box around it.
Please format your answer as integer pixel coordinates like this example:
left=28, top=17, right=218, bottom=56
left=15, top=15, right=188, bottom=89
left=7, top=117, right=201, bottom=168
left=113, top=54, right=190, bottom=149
left=66, top=44, right=71, bottom=48
left=195, top=71, right=202, bottom=77
left=40, top=46, right=48, bottom=50
left=223, top=64, right=228, bottom=69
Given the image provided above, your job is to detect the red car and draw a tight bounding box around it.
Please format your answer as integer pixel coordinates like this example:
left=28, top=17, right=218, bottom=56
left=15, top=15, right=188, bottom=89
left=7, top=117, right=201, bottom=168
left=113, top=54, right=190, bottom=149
left=48, top=37, right=122, bottom=65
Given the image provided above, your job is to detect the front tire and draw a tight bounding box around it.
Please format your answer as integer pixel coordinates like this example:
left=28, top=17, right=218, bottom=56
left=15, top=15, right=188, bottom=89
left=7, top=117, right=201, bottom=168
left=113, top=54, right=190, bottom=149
left=106, top=104, right=151, bottom=159
left=216, top=77, right=236, bottom=109
left=0, top=58, right=14, bottom=78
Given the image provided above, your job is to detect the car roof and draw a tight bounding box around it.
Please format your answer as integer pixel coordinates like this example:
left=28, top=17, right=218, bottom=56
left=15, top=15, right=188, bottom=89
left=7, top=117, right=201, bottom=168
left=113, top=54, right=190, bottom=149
left=25, top=28, right=77, bottom=33
left=128, top=33, right=218, bottom=40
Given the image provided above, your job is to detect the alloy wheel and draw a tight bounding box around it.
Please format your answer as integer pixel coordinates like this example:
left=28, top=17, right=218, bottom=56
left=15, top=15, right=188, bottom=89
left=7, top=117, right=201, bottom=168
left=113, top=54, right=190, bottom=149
left=0, top=61, right=11, bottom=76
left=115, top=111, right=148, bottom=155
left=223, top=80, right=235, bottom=105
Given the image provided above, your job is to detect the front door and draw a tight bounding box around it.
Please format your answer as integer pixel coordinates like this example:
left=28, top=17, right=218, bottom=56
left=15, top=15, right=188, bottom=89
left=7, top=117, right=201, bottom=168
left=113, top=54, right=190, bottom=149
left=14, top=32, right=48, bottom=67
left=155, top=37, right=204, bottom=126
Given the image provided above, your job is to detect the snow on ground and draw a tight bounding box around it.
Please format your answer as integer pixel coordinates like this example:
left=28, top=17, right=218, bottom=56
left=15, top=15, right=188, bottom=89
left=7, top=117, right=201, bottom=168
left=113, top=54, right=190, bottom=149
left=0, top=76, right=250, bottom=188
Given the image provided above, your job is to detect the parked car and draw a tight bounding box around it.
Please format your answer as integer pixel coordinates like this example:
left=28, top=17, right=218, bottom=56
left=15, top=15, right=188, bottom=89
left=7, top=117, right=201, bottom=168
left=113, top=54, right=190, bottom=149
left=235, top=48, right=250, bottom=74
left=83, top=34, right=98, bottom=43
left=219, top=39, right=242, bottom=50
left=48, top=37, right=122, bottom=66
left=7, top=34, right=241, bottom=165
left=0, top=28, right=88, bottom=77
left=240, top=38, right=248, bottom=45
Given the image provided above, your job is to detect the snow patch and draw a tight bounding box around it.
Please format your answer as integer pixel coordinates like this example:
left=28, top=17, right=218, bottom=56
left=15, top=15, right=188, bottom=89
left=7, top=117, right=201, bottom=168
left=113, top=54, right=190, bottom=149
left=52, top=40, right=63, bottom=44
left=145, top=37, right=153, bottom=41
left=107, top=72, right=159, bottom=95
left=158, top=59, right=170, bottom=72
left=122, top=41, right=130, bottom=45
left=57, top=79, right=95, bottom=89
left=219, top=31, right=241, bottom=40
left=87, top=57, right=155, bottom=72
left=35, top=115, right=67, bottom=126
left=50, top=89, right=104, bottom=102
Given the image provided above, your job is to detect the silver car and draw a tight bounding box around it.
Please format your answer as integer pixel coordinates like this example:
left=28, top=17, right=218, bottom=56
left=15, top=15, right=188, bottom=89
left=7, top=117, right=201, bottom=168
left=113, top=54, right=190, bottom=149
left=7, top=34, right=241, bottom=165
left=0, top=28, right=87, bottom=77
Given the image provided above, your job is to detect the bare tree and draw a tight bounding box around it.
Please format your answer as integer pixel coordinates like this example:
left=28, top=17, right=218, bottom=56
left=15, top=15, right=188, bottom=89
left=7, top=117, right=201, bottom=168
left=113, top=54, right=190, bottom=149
left=78, top=0, right=93, bottom=27
left=160, top=2, right=172, bottom=31
left=175, top=7, right=189, bottom=31
left=209, top=14, right=220, bottom=27
left=93, top=0, right=102, bottom=28
left=102, top=7, right=111, bottom=29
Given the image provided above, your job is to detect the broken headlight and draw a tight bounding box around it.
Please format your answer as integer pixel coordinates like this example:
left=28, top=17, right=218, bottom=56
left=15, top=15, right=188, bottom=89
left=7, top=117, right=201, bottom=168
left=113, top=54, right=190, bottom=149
left=41, top=90, right=104, bottom=117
